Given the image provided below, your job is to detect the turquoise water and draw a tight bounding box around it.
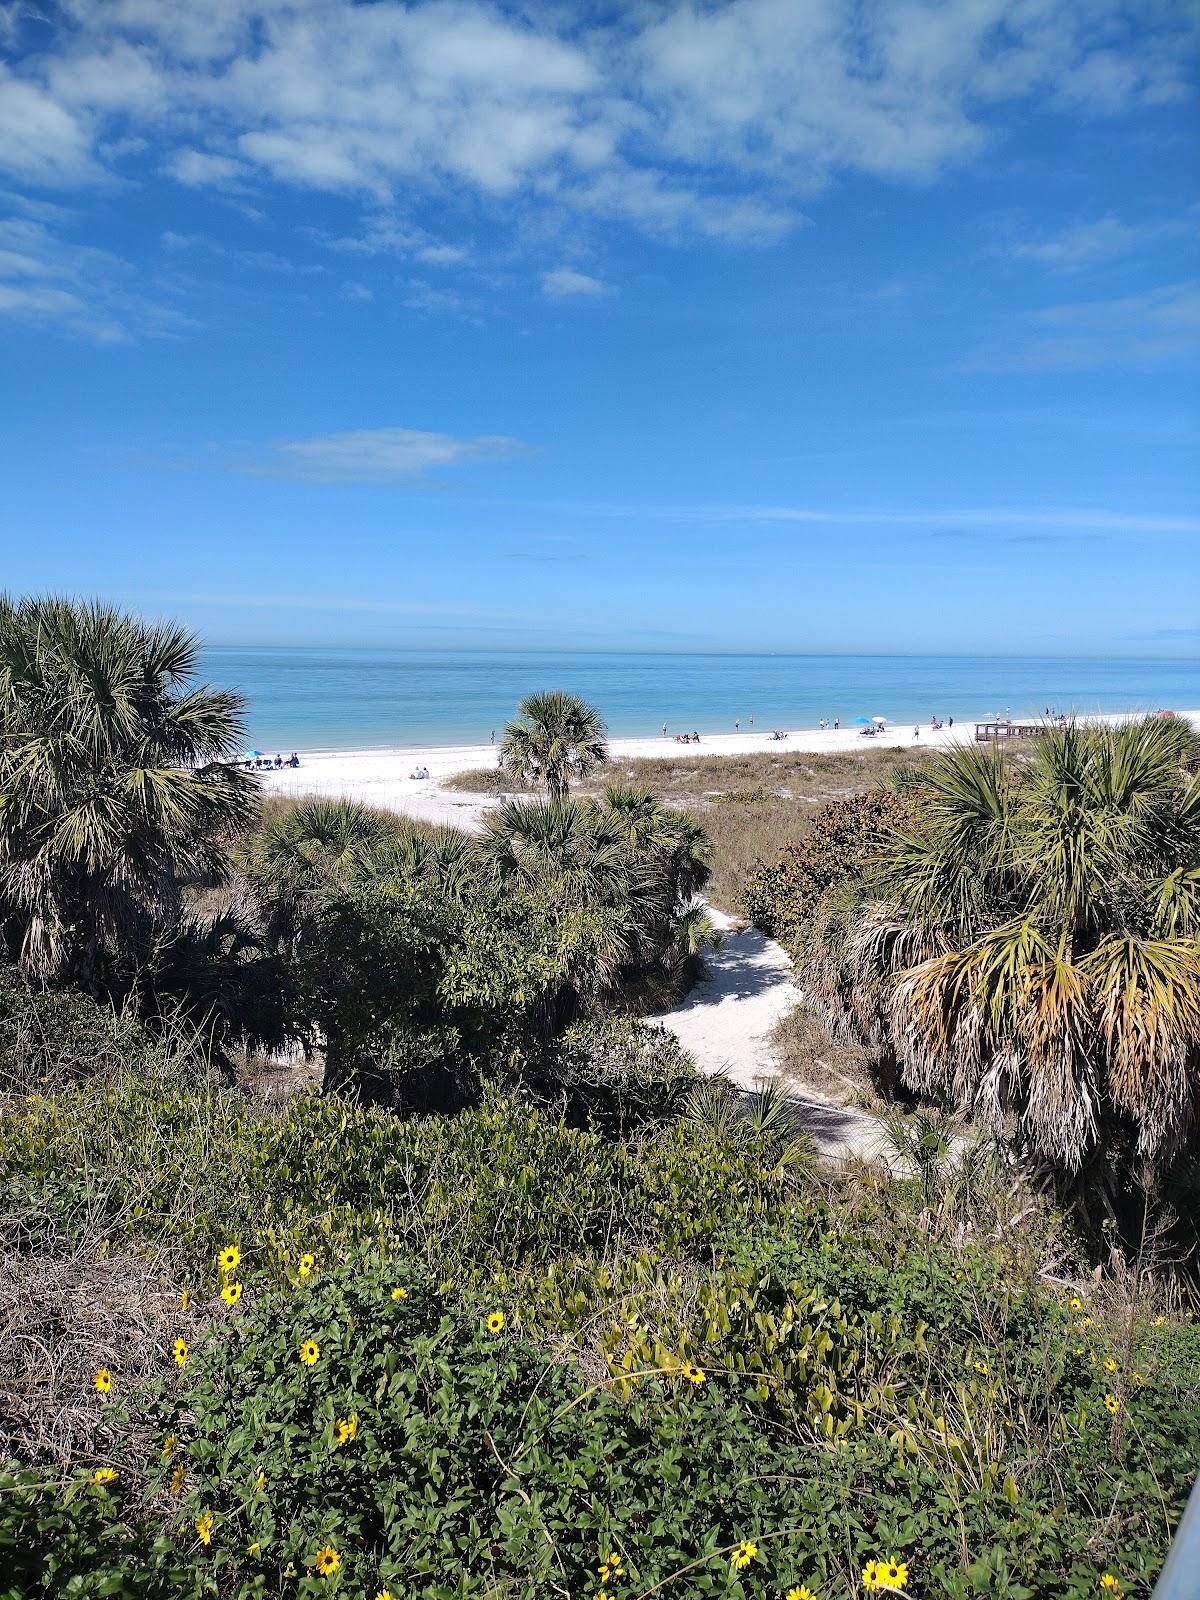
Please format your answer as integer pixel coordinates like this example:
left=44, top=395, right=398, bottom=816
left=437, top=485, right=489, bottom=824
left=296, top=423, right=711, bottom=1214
left=202, top=648, right=1200, bottom=754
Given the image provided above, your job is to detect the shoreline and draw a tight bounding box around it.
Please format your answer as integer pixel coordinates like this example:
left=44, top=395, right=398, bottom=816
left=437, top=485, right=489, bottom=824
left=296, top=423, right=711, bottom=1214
left=256, top=708, right=1200, bottom=831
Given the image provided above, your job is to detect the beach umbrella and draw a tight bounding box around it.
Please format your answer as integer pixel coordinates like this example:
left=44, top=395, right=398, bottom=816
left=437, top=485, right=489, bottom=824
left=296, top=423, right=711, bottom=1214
left=244, top=749, right=262, bottom=760
left=853, top=716, right=872, bottom=725
left=872, top=716, right=887, bottom=725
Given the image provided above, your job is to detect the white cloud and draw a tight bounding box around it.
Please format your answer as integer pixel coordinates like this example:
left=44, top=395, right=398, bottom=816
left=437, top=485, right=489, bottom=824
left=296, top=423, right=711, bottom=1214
left=1, top=0, right=1191, bottom=245
left=342, top=280, right=374, bottom=301
left=252, top=425, right=532, bottom=482
left=977, top=281, right=1200, bottom=370
left=541, top=265, right=611, bottom=297
left=167, top=148, right=249, bottom=186
left=1009, top=215, right=1193, bottom=271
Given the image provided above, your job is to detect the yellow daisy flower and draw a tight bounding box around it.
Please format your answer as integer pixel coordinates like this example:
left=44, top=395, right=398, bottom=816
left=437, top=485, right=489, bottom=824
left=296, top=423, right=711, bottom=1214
left=863, top=1556, right=909, bottom=1591
left=91, top=1467, right=118, bottom=1485
left=216, top=1244, right=241, bottom=1274
left=220, top=1280, right=243, bottom=1307
left=195, top=1511, right=214, bottom=1546
left=172, top=1337, right=189, bottom=1367
left=1104, top=1357, right=1117, bottom=1373
left=313, top=1544, right=340, bottom=1577
left=162, top=1435, right=177, bottom=1460
left=335, top=1412, right=360, bottom=1446
left=1099, top=1578, right=1122, bottom=1592
left=1069, top=1297, right=1083, bottom=1311
left=731, top=1539, right=757, bottom=1569
left=376, top=1591, right=394, bottom=1600
left=255, top=1467, right=265, bottom=1491
left=1152, top=1314, right=1166, bottom=1327
left=486, top=1310, right=506, bottom=1334
left=1132, top=1370, right=1145, bottom=1388
left=390, top=1286, right=407, bottom=1301
left=973, top=1359, right=988, bottom=1375
left=787, top=1588, right=818, bottom=1600
left=299, top=1338, right=320, bottom=1366
left=298, top=1253, right=316, bottom=1279
left=180, top=1289, right=190, bottom=1312
left=93, top=1368, right=112, bottom=1394
left=681, top=1363, right=706, bottom=1385
left=1104, top=1393, right=1119, bottom=1413
left=248, top=1542, right=261, bottom=1556
left=170, top=1465, right=185, bottom=1495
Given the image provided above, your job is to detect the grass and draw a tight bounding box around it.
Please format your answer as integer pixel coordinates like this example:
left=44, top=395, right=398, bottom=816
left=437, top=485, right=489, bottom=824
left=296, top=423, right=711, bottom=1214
left=446, top=746, right=936, bottom=910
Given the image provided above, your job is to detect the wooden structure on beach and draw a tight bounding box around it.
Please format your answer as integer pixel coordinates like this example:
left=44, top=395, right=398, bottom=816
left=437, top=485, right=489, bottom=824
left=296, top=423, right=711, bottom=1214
left=974, top=718, right=1043, bottom=742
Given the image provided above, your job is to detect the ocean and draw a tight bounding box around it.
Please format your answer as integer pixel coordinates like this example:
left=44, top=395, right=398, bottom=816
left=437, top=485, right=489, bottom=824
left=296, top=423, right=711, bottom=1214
left=202, top=647, right=1200, bottom=755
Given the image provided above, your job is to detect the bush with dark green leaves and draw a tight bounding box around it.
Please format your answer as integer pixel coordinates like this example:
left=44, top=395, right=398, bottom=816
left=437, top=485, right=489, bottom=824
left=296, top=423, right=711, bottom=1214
left=545, top=1014, right=699, bottom=1133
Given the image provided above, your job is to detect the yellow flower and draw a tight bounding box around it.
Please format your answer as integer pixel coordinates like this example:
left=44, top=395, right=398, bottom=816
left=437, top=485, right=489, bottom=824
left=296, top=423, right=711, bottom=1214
left=220, top=1280, right=243, bottom=1307
left=255, top=1467, right=265, bottom=1491
left=172, top=1337, right=189, bottom=1368
left=1079, top=1316, right=1093, bottom=1329
left=1103, top=1357, right=1117, bottom=1373
left=376, top=1592, right=394, bottom=1600
left=91, top=1467, right=118, bottom=1485
left=1132, top=1370, right=1145, bottom=1388
left=93, top=1368, right=112, bottom=1394
left=1152, top=1314, right=1166, bottom=1327
left=1100, top=1578, right=1122, bottom=1592
left=593, top=1593, right=615, bottom=1600
left=335, top=1412, right=360, bottom=1446
left=1069, top=1297, right=1083, bottom=1311
left=730, top=1539, right=757, bottom=1569
left=298, top=1253, right=316, bottom=1279
left=973, top=1359, right=988, bottom=1375
left=681, top=1363, right=706, bottom=1385
left=787, top=1588, right=818, bottom=1600
left=170, top=1465, right=185, bottom=1495
left=598, top=1552, right=624, bottom=1580
left=299, top=1338, right=320, bottom=1366
left=313, top=1544, right=340, bottom=1577
left=1104, top=1393, right=1119, bottom=1413
left=863, top=1557, right=909, bottom=1591
left=195, top=1511, right=214, bottom=1546
left=180, top=1289, right=190, bottom=1312
left=216, top=1244, right=241, bottom=1274
left=486, top=1310, right=506, bottom=1334
left=247, top=1542, right=261, bottom=1555
left=162, top=1434, right=177, bottom=1460
left=390, top=1286, right=407, bottom=1301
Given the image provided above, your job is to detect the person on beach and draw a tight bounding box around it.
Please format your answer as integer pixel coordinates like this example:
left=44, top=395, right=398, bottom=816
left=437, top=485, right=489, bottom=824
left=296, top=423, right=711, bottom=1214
left=490, top=730, right=495, bottom=744
left=735, top=720, right=739, bottom=731
left=289, top=752, right=299, bottom=766
left=662, top=722, right=667, bottom=736
left=947, top=718, right=953, bottom=730
left=833, top=717, right=839, bottom=729
left=913, top=725, right=920, bottom=739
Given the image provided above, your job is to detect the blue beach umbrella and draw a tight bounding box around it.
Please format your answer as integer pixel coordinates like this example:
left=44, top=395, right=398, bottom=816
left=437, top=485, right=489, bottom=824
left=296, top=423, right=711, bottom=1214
left=853, top=717, right=872, bottom=725
left=244, top=749, right=263, bottom=759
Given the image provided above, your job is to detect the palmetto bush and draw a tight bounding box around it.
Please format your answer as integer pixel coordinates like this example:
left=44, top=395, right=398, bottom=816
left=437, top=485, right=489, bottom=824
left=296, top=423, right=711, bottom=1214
left=802, top=719, right=1200, bottom=1185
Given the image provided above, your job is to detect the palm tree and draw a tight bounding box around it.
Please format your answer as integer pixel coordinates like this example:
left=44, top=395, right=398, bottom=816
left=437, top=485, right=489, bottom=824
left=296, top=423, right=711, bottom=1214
left=810, top=718, right=1200, bottom=1178
left=0, top=597, right=255, bottom=988
left=500, top=690, right=607, bottom=799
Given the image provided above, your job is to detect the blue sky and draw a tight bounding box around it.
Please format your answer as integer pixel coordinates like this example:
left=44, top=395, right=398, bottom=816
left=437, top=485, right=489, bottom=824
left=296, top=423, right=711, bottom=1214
left=1, top=0, right=1197, bottom=655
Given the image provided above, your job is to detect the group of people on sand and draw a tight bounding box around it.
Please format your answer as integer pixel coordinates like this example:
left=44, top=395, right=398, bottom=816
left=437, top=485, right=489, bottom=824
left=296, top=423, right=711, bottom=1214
left=244, top=752, right=299, bottom=770
left=673, top=731, right=702, bottom=744
left=408, top=765, right=431, bottom=780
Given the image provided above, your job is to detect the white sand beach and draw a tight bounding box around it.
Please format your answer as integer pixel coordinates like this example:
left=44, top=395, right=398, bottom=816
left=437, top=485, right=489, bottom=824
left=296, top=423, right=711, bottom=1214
left=257, top=710, right=1200, bottom=831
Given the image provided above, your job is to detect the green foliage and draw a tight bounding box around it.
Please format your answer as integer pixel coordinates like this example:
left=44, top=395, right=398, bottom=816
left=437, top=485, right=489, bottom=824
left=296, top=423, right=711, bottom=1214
left=500, top=688, right=608, bottom=799
left=743, top=788, right=920, bottom=946
left=546, top=1015, right=699, bottom=1133
left=0, top=962, right=150, bottom=1092
left=0, top=595, right=255, bottom=988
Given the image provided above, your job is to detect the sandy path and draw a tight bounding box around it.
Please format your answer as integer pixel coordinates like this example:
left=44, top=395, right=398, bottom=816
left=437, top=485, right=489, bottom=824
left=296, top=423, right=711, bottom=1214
left=649, top=908, right=895, bottom=1168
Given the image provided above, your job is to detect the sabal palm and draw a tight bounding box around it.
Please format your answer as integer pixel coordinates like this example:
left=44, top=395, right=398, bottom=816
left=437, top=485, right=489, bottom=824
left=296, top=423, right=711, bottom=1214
left=0, top=597, right=254, bottom=986
left=830, top=718, right=1200, bottom=1172
left=500, top=690, right=607, bottom=800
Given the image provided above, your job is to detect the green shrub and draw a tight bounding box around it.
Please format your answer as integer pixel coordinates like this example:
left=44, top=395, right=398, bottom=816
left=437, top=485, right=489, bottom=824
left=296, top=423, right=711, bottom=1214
left=0, top=963, right=151, bottom=1093
left=547, top=1015, right=699, bottom=1133
left=743, top=789, right=918, bottom=946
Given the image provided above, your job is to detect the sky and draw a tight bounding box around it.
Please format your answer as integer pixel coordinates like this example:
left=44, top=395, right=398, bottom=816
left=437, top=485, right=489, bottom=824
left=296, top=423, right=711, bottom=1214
left=1, top=0, right=1198, bottom=656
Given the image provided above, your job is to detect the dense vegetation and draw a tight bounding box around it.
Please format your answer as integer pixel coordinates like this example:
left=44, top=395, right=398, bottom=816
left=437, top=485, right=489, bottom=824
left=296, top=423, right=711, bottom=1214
left=2, top=601, right=1198, bottom=1597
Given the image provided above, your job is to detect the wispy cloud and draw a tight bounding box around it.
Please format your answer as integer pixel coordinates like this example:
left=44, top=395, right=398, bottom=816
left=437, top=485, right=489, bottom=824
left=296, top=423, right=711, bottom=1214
left=247, top=426, right=533, bottom=483
left=1, top=0, right=1193, bottom=246
left=971, top=281, right=1200, bottom=371
left=1006, top=215, right=1192, bottom=272
left=541, top=265, right=612, bottom=298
